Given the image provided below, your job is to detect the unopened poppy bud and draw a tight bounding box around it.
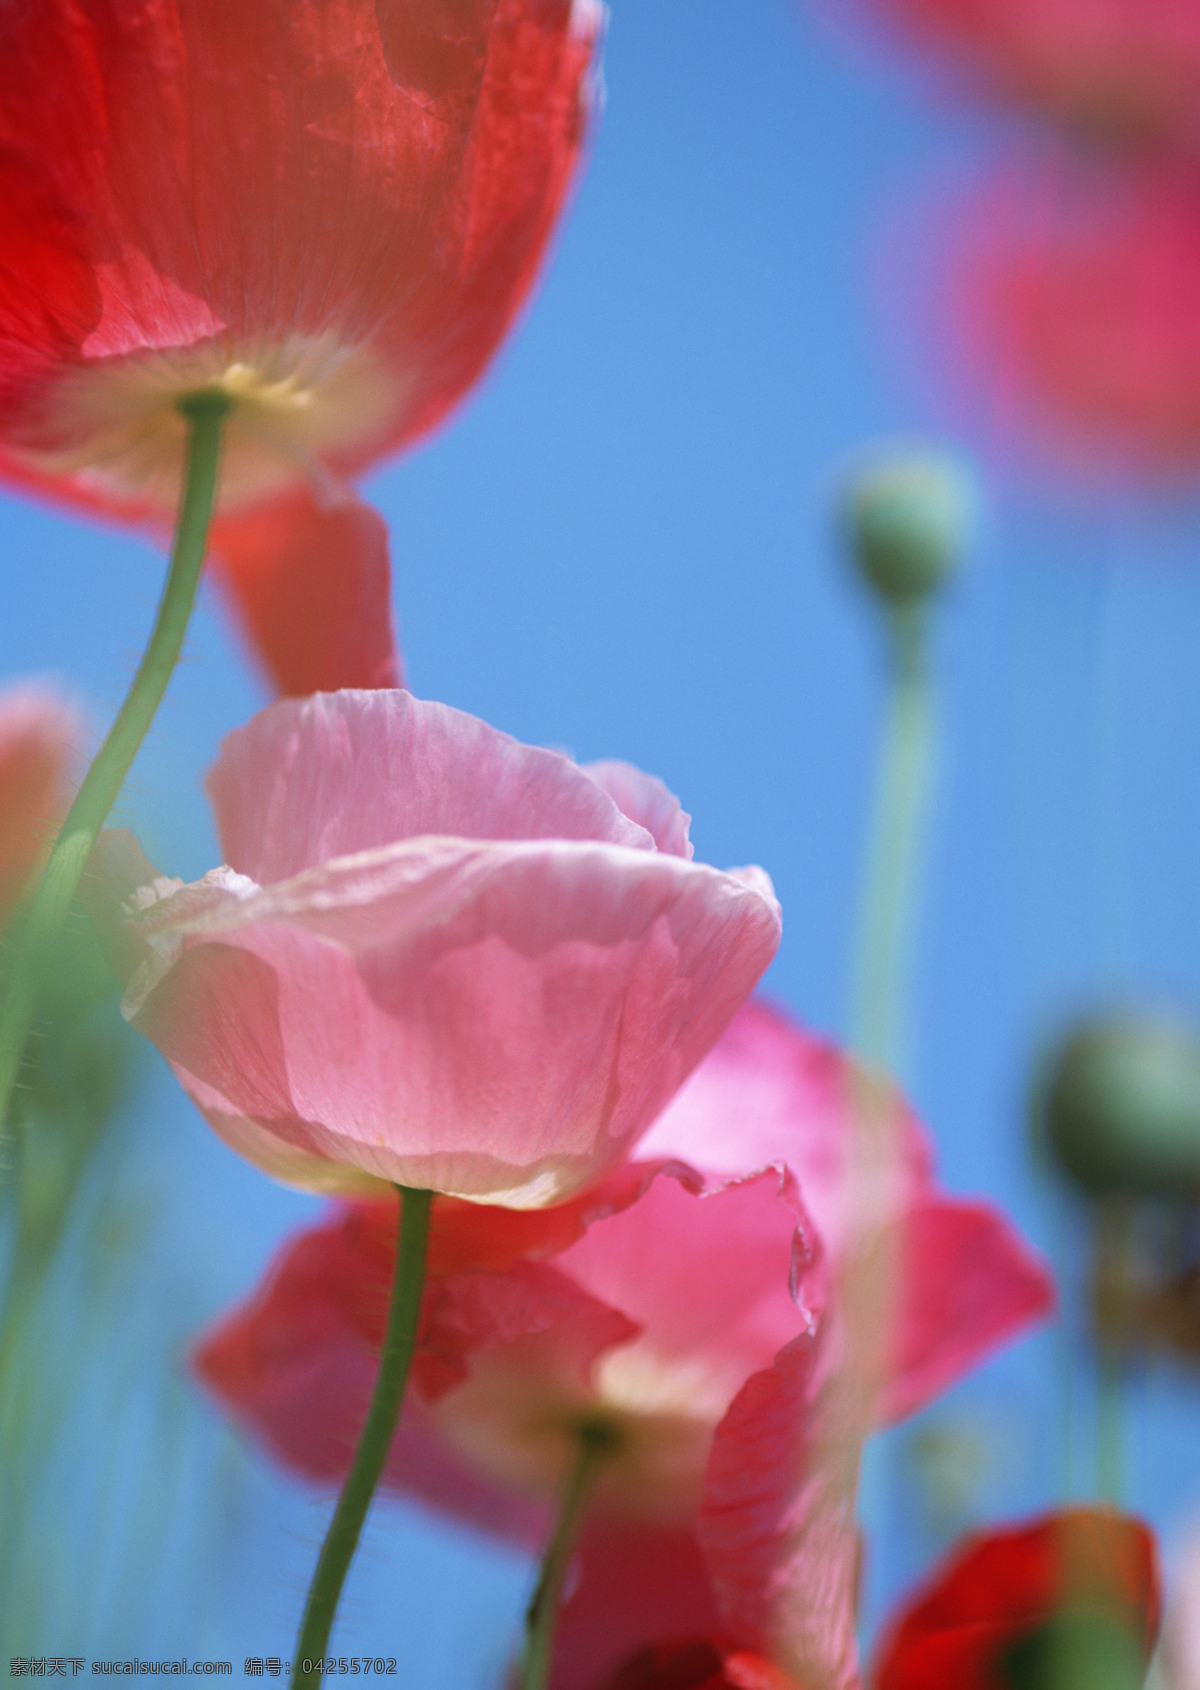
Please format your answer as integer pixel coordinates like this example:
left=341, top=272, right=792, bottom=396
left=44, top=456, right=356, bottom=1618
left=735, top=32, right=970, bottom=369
left=842, top=448, right=976, bottom=606
left=1041, top=1014, right=1200, bottom=1199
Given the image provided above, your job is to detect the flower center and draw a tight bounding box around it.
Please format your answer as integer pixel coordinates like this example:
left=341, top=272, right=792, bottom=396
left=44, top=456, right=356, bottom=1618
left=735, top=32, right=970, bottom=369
left=13, top=333, right=400, bottom=514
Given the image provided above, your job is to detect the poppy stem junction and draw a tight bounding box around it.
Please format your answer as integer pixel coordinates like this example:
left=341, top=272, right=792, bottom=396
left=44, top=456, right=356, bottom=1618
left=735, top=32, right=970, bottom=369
left=0, top=388, right=231, bottom=1133
left=294, top=1184, right=434, bottom=1687
left=520, top=1419, right=617, bottom=1690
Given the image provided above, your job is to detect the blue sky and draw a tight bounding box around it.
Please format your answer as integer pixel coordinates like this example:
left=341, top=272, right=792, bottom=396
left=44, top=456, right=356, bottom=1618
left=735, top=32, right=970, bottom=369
left=6, top=0, right=1200, bottom=1672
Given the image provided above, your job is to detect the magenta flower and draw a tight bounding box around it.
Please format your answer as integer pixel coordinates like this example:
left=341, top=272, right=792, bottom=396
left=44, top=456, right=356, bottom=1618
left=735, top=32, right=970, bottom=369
left=93, top=689, right=781, bottom=1206
left=193, top=1001, right=1052, bottom=1688
left=857, top=0, right=1200, bottom=149
left=943, top=154, right=1200, bottom=480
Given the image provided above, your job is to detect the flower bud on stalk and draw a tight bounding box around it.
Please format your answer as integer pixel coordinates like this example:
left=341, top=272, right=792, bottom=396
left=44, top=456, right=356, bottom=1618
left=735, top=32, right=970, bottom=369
left=1042, top=1014, right=1200, bottom=1201
left=1038, top=1011, right=1200, bottom=1371
left=842, top=446, right=976, bottom=610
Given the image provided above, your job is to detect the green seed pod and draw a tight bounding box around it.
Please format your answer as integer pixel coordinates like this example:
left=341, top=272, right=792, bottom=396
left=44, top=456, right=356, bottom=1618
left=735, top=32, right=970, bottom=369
left=842, top=447, right=976, bottom=606
left=1041, top=1013, right=1200, bottom=1199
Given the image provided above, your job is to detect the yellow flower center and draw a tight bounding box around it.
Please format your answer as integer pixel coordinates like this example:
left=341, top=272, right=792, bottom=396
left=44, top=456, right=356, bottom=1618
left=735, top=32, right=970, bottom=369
left=14, top=333, right=400, bottom=513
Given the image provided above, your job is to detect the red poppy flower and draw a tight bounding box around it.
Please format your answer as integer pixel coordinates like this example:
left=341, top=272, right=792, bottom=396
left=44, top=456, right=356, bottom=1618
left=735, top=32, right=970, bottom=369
left=860, top=0, right=1200, bottom=148
left=600, top=1639, right=803, bottom=1690
left=0, top=0, right=602, bottom=695
left=873, top=1509, right=1161, bottom=1690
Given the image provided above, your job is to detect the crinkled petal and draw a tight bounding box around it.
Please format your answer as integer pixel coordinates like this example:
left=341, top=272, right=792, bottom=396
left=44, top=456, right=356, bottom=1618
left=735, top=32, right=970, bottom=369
left=107, top=835, right=780, bottom=1205
left=585, top=762, right=694, bottom=860
left=207, top=487, right=401, bottom=698
left=556, top=1167, right=821, bottom=1414
left=642, top=1002, right=1052, bottom=1415
left=697, top=1337, right=862, bottom=1690
left=639, top=1000, right=930, bottom=1262
left=419, top=1167, right=819, bottom=1536
left=207, top=690, right=655, bottom=883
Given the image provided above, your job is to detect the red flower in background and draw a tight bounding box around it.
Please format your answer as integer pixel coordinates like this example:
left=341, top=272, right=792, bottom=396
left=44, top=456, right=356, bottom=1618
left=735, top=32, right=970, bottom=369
left=937, top=155, right=1200, bottom=479
left=601, top=1640, right=803, bottom=1690
left=194, top=1000, right=1052, bottom=1690
left=873, top=1509, right=1161, bottom=1689
left=0, top=0, right=602, bottom=695
left=859, top=0, right=1200, bottom=148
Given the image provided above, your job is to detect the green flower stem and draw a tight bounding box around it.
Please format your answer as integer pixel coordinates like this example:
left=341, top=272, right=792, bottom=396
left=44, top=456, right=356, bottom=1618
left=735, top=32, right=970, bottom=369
left=520, top=1422, right=616, bottom=1690
left=843, top=603, right=938, bottom=1378
left=837, top=601, right=940, bottom=1554
left=0, top=389, right=232, bottom=1134
left=1093, top=1199, right=1133, bottom=1506
left=294, top=1185, right=434, bottom=1688
left=851, top=602, right=937, bottom=1081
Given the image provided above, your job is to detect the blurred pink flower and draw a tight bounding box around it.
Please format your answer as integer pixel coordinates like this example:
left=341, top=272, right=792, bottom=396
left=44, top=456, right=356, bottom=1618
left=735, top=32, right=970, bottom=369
left=0, top=0, right=602, bottom=696
left=935, top=153, right=1200, bottom=479
left=194, top=1001, right=1052, bottom=1690
left=1160, top=1519, right=1200, bottom=1690
left=93, top=688, right=780, bottom=1206
left=0, top=685, right=79, bottom=928
left=858, top=0, right=1200, bottom=147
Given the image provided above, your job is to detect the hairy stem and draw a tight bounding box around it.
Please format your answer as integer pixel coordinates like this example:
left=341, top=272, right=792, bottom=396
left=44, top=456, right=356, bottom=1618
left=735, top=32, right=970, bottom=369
left=0, top=389, right=231, bottom=1134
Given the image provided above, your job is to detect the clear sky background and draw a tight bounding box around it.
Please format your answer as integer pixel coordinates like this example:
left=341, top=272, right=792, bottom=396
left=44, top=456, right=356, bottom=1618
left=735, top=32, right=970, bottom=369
left=5, top=0, right=1200, bottom=1676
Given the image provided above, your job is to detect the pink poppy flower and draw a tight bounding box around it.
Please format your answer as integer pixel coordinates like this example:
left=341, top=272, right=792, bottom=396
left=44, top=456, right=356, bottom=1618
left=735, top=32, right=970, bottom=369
left=858, top=0, right=1200, bottom=148
left=941, top=154, right=1200, bottom=479
left=193, top=1001, right=1052, bottom=1689
left=92, top=687, right=781, bottom=1206
left=611, top=1507, right=1160, bottom=1690
left=0, top=685, right=78, bottom=927
left=0, top=0, right=602, bottom=695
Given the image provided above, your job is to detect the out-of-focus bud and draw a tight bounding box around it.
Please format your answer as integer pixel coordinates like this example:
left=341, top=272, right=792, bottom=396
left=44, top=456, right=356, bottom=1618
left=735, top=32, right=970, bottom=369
left=1041, top=1013, right=1200, bottom=1201
left=841, top=446, right=976, bottom=606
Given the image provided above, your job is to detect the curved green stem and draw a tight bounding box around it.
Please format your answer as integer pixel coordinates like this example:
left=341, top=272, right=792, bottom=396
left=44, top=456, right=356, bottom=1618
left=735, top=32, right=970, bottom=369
left=0, top=389, right=231, bottom=1133
left=294, top=1186, right=433, bottom=1687
left=520, top=1422, right=616, bottom=1690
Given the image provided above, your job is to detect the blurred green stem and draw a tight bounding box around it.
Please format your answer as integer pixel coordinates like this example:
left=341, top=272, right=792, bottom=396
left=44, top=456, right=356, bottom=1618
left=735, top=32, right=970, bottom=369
left=0, top=390, right=230, bottom=1139
left=840, top=599, right=940, bottom=1634
left=294, top=1186, right=433, bottom=1687
left=1093, top=1200, right=1132, bottom=1505
left=520, top=1422, right=615, bottom=1690
left=851, top=602, right=938, bottom=1079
